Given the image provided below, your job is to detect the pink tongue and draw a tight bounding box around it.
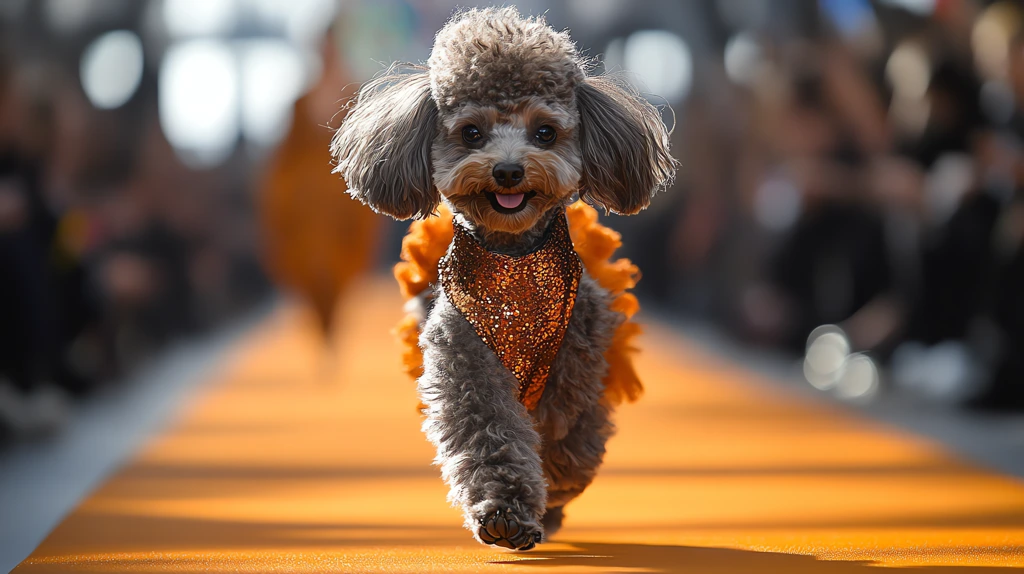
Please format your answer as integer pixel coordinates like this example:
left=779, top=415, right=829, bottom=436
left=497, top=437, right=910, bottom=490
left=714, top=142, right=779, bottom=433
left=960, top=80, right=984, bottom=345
left=495, top=193, right=525, bottom=209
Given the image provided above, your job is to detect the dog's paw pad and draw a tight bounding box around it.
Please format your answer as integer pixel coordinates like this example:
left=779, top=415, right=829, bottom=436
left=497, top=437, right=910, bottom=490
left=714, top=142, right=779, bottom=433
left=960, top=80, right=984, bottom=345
left=477, top=508, right=542, bottom=551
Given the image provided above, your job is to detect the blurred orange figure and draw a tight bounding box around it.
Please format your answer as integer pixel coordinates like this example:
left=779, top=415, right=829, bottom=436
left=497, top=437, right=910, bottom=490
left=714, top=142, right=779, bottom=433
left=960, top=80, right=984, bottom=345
left=260, top=34, right=380, bottom=343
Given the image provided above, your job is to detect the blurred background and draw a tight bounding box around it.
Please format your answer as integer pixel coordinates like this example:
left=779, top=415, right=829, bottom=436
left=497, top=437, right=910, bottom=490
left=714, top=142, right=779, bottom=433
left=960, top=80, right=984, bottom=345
left=1, top=0, right=1023, bottom=445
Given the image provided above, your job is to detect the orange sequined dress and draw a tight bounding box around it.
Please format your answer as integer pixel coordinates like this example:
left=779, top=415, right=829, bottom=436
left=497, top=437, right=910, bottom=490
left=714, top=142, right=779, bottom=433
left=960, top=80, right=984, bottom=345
left=395, top=201, right=644, bottom=409
left=440, top=214, right=582, bottom=410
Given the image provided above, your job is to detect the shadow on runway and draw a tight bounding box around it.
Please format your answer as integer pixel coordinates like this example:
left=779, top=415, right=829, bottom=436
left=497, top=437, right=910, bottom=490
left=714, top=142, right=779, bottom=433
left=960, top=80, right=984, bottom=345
left=495, top=542, right=1024, bottom=572
left=40, top=511, right=468, bottom=551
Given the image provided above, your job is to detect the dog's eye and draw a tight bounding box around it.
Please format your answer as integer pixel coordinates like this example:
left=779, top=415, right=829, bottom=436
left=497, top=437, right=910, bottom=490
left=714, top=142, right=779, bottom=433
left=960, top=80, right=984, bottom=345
left=462, top=125, right=483, bottom=145
left=535, top=125, right=556, bottom=145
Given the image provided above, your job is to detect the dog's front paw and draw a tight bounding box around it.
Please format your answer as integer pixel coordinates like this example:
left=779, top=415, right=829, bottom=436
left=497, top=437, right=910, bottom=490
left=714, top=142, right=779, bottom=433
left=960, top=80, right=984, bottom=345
left=476, top=508, right=543, bottom=551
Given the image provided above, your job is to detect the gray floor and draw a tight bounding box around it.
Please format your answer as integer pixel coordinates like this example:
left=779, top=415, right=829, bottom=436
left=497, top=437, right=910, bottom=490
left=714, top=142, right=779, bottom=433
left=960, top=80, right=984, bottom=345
left=1, top=308, right=1021, bottom=572
left=0, top=311, right=262, bottom=574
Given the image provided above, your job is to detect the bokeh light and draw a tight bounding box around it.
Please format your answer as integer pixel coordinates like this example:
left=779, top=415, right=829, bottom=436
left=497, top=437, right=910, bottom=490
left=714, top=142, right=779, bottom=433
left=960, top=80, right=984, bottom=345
left=158, top=40, right=239, bottom=168
left=621, top=30, right=693, bottom=103
left=80, top=30, right=144, bottom=110
left=885, top=39, right=932, bottom=136
left=724, top=31, right=762, bottom=87
left=803, top=325, right=851, bottom=391
left=885, top=41, right=931, bottom=101
left=971, top=2, right=1022, bottom=80
left=238, top=39, right=306, bottom=148
left=834, top=353, right=880, bottom=401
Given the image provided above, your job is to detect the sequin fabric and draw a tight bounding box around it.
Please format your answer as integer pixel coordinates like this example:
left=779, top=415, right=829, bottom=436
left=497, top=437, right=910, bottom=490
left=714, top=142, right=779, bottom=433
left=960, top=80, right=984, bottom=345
left=439, top=213, right=583, bottom=410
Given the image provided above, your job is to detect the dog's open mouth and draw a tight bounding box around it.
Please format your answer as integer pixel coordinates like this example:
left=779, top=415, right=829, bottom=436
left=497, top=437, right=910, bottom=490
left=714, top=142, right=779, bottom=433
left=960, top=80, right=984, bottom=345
left=485, top=191, right=537, bottom=214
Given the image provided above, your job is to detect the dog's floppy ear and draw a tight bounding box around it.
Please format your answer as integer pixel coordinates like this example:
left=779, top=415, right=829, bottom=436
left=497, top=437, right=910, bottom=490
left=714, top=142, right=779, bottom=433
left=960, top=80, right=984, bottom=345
left=575, top=76, right=677, bottom=215
left=331, top=65, right=439, bottom=220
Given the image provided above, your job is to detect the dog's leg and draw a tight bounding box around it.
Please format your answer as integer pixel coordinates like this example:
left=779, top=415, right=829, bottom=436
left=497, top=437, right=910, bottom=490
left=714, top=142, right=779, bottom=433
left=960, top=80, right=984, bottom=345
left=531, top=276, right=621, bottom=536
left=540, top=400, right=614, bottom=536
left=419, top=293, right=546, bottom=550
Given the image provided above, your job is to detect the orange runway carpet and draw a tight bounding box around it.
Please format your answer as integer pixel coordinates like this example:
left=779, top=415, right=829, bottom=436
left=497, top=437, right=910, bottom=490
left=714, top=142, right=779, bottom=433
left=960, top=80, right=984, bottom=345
left=14, top=277, right=1024, bottom=573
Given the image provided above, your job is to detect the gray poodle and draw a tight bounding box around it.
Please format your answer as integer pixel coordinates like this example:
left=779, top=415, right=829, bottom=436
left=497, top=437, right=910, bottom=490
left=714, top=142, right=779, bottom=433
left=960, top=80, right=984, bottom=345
left=331, top=7, right=675, bottom=551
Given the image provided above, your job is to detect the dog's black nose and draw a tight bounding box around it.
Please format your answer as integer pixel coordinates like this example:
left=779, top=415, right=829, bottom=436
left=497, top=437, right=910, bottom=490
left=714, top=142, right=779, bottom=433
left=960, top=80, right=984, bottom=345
left=492, top=163, right=524, bottom=188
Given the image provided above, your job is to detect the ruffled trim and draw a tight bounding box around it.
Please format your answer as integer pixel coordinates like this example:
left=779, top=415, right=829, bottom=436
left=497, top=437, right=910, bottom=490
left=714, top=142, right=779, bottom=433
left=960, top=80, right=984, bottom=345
left=393, top=200, right=643, bottom=406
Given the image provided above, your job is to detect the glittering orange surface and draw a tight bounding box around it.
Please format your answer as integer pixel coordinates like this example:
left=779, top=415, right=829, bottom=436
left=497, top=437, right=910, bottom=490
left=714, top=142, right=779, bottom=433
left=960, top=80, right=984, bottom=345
left=440, top=213, right=582, bottom=410
left=14, top=277, right=1024, bottom=573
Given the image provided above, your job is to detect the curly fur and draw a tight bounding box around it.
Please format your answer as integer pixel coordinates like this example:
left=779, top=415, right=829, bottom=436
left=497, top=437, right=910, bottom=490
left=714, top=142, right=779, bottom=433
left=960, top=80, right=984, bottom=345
left=418, top=267, right=619, bottom=543
left=419, top=289, right=548, bottom=539
left=577, top=76, right=677, bottom=214
left=330, top=66, right=440, bottom=220
left=332, top=6, right=676, bottom=549
left=428, top=7, right=586, bottom=113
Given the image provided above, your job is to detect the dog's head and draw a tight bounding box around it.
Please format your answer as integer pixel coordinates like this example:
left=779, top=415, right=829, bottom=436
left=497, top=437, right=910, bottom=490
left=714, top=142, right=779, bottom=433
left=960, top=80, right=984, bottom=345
left=331, top=7, right=676, bottom=236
